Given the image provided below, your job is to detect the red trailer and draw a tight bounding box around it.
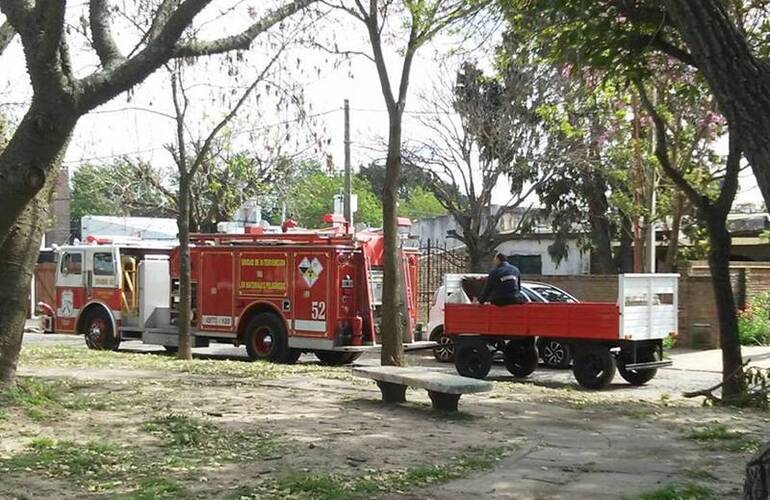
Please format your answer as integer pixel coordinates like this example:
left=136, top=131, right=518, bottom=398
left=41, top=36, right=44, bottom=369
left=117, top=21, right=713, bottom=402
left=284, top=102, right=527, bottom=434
left=444, top=274, right=678, bottom=389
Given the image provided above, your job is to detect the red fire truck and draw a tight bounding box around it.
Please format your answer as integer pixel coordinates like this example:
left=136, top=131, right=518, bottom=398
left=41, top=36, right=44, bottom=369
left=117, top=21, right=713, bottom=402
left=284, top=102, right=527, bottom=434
left=46, top=228, right=423, bottom=364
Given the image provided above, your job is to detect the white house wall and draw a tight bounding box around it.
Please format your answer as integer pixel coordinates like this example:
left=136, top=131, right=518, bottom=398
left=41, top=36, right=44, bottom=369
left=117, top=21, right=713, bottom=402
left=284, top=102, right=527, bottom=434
left=496, top=239, right=590, bottom=275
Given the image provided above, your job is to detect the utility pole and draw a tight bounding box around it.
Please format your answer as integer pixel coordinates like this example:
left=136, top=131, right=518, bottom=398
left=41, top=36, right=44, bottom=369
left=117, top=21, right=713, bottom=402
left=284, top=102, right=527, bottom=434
left=646, top=88, right=657, bottom=273
left=632, top=94, right=643, bottom=273
left=343, top=99, right=352, bottom=231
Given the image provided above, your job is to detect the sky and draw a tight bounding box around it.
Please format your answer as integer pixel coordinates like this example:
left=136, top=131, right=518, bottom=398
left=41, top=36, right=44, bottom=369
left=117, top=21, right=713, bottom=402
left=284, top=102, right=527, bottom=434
left=0, top=1, right=763, bottom=210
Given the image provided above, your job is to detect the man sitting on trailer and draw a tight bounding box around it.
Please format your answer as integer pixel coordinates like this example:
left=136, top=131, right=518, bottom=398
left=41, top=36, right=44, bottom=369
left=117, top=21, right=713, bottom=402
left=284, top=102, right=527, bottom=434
left=479, top=253, right=524, bottom=306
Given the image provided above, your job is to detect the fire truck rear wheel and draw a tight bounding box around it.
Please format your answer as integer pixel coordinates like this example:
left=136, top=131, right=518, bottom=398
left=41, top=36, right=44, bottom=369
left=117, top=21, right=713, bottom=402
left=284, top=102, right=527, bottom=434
left=315, top=351, right=362, bottom=365
left=244, top=313, right=290, bottom=363
left=572, top=347, right=616, bottom=390
left=454, top=339, right=492, bottom=379
left=83, top=309, right=119, bottom=351
left=503, top=340, right=538, bottom=378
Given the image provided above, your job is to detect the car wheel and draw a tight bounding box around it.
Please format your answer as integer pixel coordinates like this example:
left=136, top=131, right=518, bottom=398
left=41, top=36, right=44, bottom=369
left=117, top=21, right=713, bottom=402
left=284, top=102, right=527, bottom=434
left=539, top=338, right=572, bottom=369
left=432, top=331, right=455, bottom=363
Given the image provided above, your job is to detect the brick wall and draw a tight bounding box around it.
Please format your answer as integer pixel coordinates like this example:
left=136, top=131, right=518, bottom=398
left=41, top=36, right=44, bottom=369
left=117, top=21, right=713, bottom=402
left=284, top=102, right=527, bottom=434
left=45, top=165, right=70, bottom=246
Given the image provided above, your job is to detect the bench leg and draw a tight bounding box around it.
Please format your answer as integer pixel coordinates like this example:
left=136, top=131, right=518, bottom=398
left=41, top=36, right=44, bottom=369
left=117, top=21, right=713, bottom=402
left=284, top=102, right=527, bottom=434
left=428, top=391, right=461, bottom=412
left=377, top=381, right=407, bottom=404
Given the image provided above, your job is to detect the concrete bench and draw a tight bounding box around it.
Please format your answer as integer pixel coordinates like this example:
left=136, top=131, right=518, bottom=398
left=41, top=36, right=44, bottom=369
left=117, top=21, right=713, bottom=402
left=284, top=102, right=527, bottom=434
left=352, top=366, right=492, bottom=411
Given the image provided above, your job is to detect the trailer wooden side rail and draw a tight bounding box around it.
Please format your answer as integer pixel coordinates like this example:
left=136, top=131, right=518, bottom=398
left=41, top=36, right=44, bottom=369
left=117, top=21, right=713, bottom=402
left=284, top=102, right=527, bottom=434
left=443, top=274, right=678, bottom=390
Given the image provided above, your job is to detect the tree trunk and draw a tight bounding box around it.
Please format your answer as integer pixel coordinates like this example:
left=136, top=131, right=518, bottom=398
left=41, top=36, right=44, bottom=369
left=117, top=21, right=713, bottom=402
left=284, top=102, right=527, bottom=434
left=586, top=186, right=615, bottom=274
left=663, top=193, right=684, bottom=273
left=744, top=443, right=770, bottom=500
left=468, top=250, right=487, bottom=274
left=0, top=104, right=76, bottom=247
left=615, top=214, right=634, bottom=273
left=0, top=179, right=56, bottom=387
left=665, top=0, right=770, bottom=210
left=380, top=116, right=405, bottom=367
left=705, top=213, right=744, bottom=398
left=177, top=174, right=193, bottom=360
left=0, top=106, right=73, bottom=388
left=465, top=235, right=491, bottom=274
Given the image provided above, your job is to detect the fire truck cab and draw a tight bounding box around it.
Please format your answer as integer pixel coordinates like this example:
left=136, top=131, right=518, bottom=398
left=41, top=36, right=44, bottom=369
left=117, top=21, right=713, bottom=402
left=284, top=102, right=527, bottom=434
left=49, top=231, right=422, bottom=365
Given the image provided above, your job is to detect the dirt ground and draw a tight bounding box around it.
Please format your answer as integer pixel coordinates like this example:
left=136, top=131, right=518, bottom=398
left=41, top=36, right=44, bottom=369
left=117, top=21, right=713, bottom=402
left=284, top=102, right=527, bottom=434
left=1, top=340, right=768, bottom=499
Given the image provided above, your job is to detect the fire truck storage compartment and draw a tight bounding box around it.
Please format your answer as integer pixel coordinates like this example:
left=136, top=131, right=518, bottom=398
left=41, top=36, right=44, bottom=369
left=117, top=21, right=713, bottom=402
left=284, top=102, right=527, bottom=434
left=138, top=255, right=171, bottom=331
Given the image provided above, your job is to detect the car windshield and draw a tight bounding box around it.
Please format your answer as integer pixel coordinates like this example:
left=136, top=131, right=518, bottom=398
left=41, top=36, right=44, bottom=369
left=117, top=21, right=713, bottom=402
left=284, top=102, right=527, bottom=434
left=529, top=285, right=575, bottom=303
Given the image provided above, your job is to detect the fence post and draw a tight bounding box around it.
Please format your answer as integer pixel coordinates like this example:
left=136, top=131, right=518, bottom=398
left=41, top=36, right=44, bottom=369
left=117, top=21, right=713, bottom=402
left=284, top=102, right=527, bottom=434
left=426, top=238, right=432, bottom=300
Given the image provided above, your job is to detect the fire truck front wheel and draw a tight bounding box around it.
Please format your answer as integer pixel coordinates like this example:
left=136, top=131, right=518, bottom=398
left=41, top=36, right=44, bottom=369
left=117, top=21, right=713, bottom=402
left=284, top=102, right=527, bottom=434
left=82, top=309, right=120, bottom=351
left=572, top=347, right=616, bottom=390
left=244, top=313, right=291, bottom=363
left=454, top=339, right=492, bottom=379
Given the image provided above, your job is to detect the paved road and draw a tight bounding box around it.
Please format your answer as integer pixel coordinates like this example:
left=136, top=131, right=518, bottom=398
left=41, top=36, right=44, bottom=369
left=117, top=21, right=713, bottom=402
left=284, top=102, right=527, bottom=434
left=23, top=332, right=761, bottom=397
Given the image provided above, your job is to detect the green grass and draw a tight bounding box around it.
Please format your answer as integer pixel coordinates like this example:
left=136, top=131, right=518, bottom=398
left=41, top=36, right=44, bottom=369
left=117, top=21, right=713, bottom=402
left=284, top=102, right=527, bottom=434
left=1, top=437, right=131, bottom=490
left=271, top=447, right=508, bottom=500
left=19, top=345, right=360, bottom=382
left=0, top=378, right=109, bottom=421
left=685, top=424, right=761, bottom=453
left=632, top=483, right=715, bottom=500
left=143, top=413, right=283, bottom=462
left=1, top=414, right=285, bottom=496
left=125, top=478, right=187, bottom=499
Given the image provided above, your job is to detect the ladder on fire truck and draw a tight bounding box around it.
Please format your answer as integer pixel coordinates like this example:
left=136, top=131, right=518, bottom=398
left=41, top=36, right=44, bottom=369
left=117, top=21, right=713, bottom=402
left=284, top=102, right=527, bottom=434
left=363, top=252, right=378, bottom=346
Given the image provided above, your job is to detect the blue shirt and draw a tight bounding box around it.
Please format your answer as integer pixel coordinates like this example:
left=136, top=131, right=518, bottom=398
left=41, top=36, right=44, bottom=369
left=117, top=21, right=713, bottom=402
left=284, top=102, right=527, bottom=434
left=479, top=261, right=521, bottom=304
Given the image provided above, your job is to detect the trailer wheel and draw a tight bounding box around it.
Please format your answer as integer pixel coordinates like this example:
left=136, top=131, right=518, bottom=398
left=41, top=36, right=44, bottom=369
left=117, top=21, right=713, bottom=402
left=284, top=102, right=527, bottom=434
left=244, top=313, right=290, bottom=363
left=454, top=340, right=493, bottom=379
left=572, top=347, right=616, bottom=390
left=537, top=338, right=572, bottom=369
left=83, top=309, right=119, bottom=351
left=618, top=351, right=659, bottom=386
left=432, top=329, right=455, bottom=363
left=315, top=351, right=362, bottom=365
left=503, top=340, right=539, bottom=378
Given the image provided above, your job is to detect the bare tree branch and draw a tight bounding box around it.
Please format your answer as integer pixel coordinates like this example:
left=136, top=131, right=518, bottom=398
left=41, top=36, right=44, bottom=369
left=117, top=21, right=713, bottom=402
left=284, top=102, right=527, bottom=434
left=635, top=79, right=704, bottom=207
left=173, top=0, right=316, bottom=57
left=0, top=20, right=14, bottom=55
left=89, top=0, right=125, bottom=68
left=189, top=48, right=284, bottom=178
left=0, top=1, right=31, bottom=35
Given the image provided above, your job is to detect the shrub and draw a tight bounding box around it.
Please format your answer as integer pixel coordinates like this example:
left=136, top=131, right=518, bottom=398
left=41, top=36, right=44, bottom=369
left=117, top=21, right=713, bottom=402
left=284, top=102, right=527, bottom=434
left=738, top=291, right=770, bottom=346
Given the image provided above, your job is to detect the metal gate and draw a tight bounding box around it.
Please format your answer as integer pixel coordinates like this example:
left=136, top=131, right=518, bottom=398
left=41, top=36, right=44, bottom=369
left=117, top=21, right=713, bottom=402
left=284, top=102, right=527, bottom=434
left=418, top=239, right=467, bottom=321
